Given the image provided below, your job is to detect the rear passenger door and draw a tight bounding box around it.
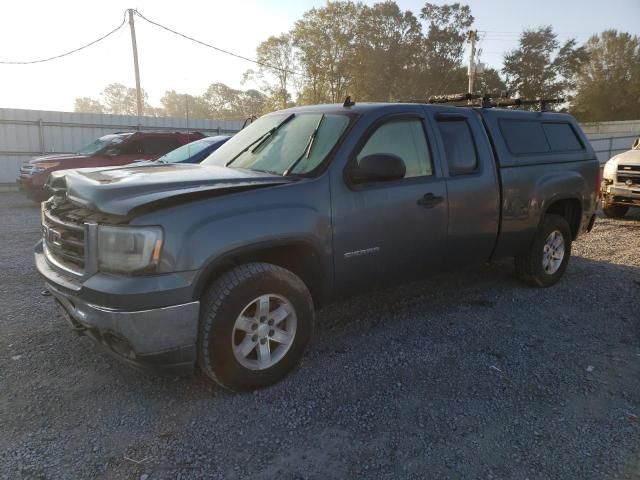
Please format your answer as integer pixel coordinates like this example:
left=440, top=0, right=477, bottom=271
left=331, top=112, right=449, bottom=296
left=427, top=108, right=500, bottom=267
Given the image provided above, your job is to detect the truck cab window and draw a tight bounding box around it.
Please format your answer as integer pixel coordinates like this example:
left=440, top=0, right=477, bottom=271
left=542, top=123, right=583, bottom=152
left=357, top=118, right=432, bottom=178
left=437, top=119, right=478, bottom=175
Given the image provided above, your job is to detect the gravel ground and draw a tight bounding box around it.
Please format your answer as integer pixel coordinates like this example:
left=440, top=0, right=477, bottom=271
left=1, top=191, right=639, bottom=480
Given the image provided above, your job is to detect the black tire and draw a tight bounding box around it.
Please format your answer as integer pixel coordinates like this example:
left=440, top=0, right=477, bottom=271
left=602, top=204, right=629, bottom=218
left=198, top=262, right=314, bottom=391
left=514, top=214, right=572, bottom=288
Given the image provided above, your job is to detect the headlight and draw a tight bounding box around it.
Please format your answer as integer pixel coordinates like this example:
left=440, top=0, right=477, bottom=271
left=603, top=160, right=617, bottom=179
left=33, top=162, right=60, bottom=172
left=97, top=225, right=163, bottom=274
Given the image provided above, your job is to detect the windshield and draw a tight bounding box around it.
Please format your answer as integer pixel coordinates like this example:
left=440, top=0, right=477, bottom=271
left=157, top=138, right=216, bottom=163
left=76, top=134, right=131, bottom=156
left=202, top=113, right=350, bottom=175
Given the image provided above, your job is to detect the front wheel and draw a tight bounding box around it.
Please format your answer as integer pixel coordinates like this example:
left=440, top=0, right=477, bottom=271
left=198, top=263, right=314, bottom=390
left=515, top=214, right=572, bottom=288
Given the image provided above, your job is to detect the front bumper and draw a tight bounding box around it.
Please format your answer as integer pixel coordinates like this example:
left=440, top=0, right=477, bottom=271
left=35, top=244, right=201, bottom=375
left=602, top=184, right=640, bottom=207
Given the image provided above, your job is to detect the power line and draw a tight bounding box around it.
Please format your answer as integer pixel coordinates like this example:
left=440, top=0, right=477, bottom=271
left=0, top=12, right=127, bottom=65
left=132, top=10, right=303, bottom=76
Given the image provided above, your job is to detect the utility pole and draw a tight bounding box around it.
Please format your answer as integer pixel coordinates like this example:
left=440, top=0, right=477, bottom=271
left=184, top=94, right=190, bottom=135
left=128, top=9, right=143, bottom=119
left=467, top=30, right=478, bottom=95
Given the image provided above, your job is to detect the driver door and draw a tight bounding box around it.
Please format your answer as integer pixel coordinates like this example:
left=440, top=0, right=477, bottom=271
left=331, top=113, right=449, bottom=298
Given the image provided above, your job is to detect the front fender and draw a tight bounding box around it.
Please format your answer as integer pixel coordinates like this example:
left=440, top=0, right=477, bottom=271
left=180, top=204, right=330, bottom=271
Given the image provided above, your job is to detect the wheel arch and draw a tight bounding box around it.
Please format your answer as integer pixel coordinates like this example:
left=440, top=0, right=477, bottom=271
left=192, top=239, right=329, bottom=309
left=543, top=197, right=582, bottom=240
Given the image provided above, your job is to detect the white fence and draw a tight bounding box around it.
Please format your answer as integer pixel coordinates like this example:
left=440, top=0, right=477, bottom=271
left=0, top=108, right=244, bottom=183
left=581, top=120, right=640, bottom=164
left=0, top=108, right=638, bottom=184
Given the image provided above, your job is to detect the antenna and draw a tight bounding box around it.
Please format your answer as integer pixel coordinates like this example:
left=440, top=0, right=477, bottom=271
left=343, top=96, right=355, bottom=107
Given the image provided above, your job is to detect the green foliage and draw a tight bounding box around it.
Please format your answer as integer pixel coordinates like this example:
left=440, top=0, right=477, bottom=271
left=74, top=83, right=267, bottom=120
left=160, top=90, right=211, bottom=119
left=203, top=83, right=268, bottom=119
left=419, top=2, right=474, bottom=96
left=74, top=97, right=104, bottom=114
left=73, top=3, right=638, bottom=123
left=269, top=1, right=492, bottom=103
left=250, top=33, right=297, bottom=110
left=293, top=1, right=363, bottom=104
left=571, top=30, right=640, bottom=122
left=475, top=67, right=507, bottom=96
left=99, top=83, right=155, bottom=116
left=502, top=27, right=588, bottom=105
left=351, top=2, right=423, bottom=101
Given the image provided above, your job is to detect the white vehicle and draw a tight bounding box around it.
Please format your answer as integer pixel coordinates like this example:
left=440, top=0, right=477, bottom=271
left=601, top=138, right=640, bottom=218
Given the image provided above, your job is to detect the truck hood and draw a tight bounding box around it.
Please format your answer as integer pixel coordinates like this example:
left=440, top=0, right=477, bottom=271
left=48, top=163, right=294, bottom=216
left=612, top=149, right=640, bottom=165
left=29, top=153, right=88, bottom=165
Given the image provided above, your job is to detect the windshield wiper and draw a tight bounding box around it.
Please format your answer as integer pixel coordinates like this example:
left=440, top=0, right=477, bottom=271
left=283, top=114, right=325, bottom=176
left=226, top=113, right=295, bottom=167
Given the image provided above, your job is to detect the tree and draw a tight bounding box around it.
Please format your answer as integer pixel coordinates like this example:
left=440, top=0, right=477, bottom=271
left=572, top=30, right=640, bottom=122
left=74, top=83, right=155, bottom=116
left=351, top=2, right=423, bottom=101
left=292, top=2, right=363, bottom=104
left=237, top=89, right=269, bottom=117
left=476, top=67, right=507, bottom=96
left=74, top=97, right=104, bottom=114
left=502, top=27, right=587, bottom=104
left=100, top=83, right=152, bottom=115
left=419, top=2, right=474, bottom=96
left=160, top=90, right=211, bottom=119
left=202, top=83, right=268, bottom=119
left=251, top=33, right=297, bottom=109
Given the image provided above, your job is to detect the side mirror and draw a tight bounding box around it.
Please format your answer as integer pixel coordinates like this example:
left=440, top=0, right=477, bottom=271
left=350, top=154, right=406, bottom=183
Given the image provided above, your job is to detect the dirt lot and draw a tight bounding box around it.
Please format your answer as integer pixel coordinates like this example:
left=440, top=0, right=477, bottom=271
left=1, top=191, right=639, bottom=480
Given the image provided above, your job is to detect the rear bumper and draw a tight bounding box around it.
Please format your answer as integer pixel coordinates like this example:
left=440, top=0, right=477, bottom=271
left=35, top=243, right=201, bottom=375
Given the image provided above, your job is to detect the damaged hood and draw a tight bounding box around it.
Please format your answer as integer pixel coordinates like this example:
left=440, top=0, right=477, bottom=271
left=48, top=163, right=294, bottom=216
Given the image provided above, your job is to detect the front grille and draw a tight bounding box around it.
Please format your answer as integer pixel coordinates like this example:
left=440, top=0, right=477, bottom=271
left=19, top=166, right=36, bottom=177
left=618, top=164, right=640, bottom=173
left=617, top=164, right=640, bottom=185
left=42, top=199, right=87, bottom=275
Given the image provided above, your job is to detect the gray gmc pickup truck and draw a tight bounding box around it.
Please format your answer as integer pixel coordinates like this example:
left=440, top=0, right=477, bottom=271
left=35, top=102, right=599, bottom=390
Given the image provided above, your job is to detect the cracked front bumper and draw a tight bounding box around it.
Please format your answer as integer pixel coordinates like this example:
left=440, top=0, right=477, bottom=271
left=35, top=244, right=200, bottom=375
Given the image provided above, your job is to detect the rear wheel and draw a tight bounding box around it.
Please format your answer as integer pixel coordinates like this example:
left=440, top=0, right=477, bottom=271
left=602, top=204, right=629, bottom=218
left=515, top=214, right=572, bottom=288
left=198, top=262, right=314, bottom=390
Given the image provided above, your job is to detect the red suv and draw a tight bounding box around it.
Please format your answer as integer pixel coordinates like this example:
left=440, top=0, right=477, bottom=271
left=18, top=131, right=204, bottom=201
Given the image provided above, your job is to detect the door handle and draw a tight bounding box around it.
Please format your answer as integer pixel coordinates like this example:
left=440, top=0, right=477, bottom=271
left=417, top=193, right=443, bottom=208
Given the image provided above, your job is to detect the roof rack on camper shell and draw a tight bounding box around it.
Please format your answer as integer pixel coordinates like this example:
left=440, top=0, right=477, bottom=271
left=400, top=92, right=565, bottom=112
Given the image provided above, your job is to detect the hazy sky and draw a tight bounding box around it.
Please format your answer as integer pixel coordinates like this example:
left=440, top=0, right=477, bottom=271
left=1, top=0, right=638, bottom=112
